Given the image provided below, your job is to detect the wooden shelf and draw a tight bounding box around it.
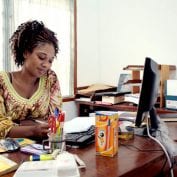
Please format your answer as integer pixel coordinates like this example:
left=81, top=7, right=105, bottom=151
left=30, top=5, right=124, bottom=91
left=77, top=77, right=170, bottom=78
left=123, top=64, right=176, bottom=108
left=123, top=65, right=143, bottom=93
left=123, top=65, right=144, bottom=70
left=75, top=100, right=177, bottom=116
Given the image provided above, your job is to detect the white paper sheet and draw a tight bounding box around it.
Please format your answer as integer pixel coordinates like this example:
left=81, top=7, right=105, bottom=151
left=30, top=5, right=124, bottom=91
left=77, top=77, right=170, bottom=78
left=64, top=117, right=95, bottom=134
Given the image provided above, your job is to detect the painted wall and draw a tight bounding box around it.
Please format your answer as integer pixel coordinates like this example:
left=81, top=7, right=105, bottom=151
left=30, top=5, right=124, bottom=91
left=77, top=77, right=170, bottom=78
left=63, top=101, right=78, bottom=121
left=66, top=0, right=177, bottom=119
left=77, top=0, right=177, bottom=87
left=77, top=0, right=100, bottom=86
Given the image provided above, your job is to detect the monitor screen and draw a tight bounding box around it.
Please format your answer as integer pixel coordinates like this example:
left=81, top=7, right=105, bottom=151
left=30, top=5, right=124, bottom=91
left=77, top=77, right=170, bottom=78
left=135, top=57, right=160, bottom=132
left=134, top=57, right=177, bottom=175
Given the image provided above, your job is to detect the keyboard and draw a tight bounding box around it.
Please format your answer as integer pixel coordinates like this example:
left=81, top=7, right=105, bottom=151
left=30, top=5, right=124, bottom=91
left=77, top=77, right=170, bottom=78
left=65, top=125, right=95, bottom=147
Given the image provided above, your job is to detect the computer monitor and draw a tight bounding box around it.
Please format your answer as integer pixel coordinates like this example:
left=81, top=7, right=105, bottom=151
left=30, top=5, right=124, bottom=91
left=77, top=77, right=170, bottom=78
left=135, top=57, right=160, bottom=133
left=135, top=57, right=177, bottom=177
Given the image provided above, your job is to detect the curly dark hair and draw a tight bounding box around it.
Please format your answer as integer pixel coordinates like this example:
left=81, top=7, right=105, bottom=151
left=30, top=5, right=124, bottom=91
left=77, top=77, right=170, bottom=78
left=9, top=20, right=59, bottom=67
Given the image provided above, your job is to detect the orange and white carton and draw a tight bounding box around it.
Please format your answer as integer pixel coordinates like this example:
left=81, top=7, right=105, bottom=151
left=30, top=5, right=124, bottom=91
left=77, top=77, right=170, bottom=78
left=95, top=111, right=118, bottom=157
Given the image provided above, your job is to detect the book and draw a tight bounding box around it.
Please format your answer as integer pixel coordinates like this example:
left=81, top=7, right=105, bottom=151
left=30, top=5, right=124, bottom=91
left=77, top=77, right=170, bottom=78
left=96, top=91, right=130, bottom=97
left=101, top=93, right=140, bottom=105
left=77, top=83, right=116, bottom=96
left=0, top=155, right=19, bottom=176
left=102, top=95, right=125, bottom=104
left=124, top=93, right=140, bottom=105
left=75, top=97, right=91, bottom=102
left=15, top=138, right=35, bottom=147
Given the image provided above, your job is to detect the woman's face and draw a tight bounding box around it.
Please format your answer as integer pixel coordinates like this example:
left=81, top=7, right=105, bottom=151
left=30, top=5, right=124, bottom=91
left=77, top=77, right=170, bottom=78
left=23, top=43, right=55, bottom=77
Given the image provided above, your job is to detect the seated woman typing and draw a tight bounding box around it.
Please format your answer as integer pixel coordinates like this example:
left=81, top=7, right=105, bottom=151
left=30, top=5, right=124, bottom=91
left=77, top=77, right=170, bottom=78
left=0, top=20, right=62, bottom=139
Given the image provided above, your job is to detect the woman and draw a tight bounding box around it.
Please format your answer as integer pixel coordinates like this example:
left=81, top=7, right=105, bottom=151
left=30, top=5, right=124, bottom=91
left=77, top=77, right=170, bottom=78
left=0, top=20, right=62, bottom=139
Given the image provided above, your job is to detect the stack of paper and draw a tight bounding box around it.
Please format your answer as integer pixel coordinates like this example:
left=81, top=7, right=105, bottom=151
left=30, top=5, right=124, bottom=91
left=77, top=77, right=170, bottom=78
left=64, top=117, right=95, bottom=134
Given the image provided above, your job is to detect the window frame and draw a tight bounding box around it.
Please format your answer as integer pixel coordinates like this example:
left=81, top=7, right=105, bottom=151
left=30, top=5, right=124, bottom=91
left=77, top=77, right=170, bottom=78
left=63, top=0, right=77, bottom=102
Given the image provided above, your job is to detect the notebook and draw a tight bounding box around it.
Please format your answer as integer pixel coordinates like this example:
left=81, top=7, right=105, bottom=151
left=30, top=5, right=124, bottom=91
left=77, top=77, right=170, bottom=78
left=0, top=155, right=19, bottom=176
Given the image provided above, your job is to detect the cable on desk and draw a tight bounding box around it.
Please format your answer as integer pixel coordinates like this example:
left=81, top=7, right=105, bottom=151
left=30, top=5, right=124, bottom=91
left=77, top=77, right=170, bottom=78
left=146, top=118, right=174, bottom=177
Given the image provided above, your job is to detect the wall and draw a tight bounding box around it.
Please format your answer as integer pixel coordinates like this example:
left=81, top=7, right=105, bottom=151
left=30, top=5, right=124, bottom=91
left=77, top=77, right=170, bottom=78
left=77, top=0, right=177, bottom=87
left=63, top=101, right=78, bottom=121
left=66, top=0, right=177, bottom=119
left=77, top=0, right=100, bottom=86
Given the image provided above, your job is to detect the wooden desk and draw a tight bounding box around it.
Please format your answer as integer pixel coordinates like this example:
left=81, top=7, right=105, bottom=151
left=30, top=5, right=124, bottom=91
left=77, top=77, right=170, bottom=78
left=2, top=122, right=177, bottom=177
left=69, top=137, right=166, bottom=177
left=76, top=100, right=177, bottom=116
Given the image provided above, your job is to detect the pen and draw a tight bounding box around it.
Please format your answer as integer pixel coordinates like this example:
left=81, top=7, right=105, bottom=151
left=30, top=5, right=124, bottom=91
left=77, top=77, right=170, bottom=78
left=106, top=119, right=111, bottom=150
left=48, top=115, right=56, bottom=133
left=34, top=119, right=48, bottom=125
left=55, top=108, right=60, bottom=135
left=25, top=116, right=48, bottom=125
left=58, top=111, right=65, bottom=134
left=54, top=108, right=59, bottom=117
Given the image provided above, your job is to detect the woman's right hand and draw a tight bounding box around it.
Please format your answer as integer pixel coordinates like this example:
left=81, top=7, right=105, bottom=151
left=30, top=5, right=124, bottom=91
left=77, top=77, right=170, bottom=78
left=33, top=123, right=50, bottom=138
left=8, top=123, right=50, bottom=139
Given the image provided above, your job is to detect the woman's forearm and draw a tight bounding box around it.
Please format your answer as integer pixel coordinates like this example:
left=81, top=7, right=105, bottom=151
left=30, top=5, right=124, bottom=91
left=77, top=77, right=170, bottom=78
left=7, top=126, right=36, bottom=138
left=7, top=123, right=49, bottom=138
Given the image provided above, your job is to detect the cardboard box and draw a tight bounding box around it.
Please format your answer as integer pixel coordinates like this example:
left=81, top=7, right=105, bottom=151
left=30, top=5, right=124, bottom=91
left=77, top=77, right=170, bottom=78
left=95, top=111, right=118, bottom=157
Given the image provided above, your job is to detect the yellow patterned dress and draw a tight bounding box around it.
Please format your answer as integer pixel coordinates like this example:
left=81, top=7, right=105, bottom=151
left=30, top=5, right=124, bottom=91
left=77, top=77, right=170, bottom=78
left=0, top=70, right=62, bottom=138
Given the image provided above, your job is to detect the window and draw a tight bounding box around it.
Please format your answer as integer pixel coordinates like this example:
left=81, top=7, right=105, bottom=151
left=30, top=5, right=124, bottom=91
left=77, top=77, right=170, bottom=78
left=0, top=0, right=76, bottom=98
left=0, top=1, right=2, bottom=71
